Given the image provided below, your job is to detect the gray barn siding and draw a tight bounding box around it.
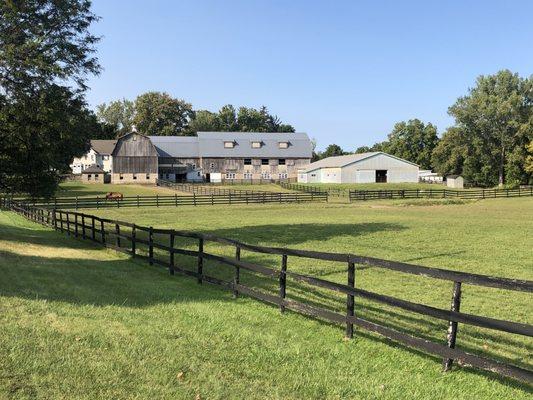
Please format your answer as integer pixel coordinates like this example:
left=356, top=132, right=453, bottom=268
left=112, top=134, right=158, bottom=174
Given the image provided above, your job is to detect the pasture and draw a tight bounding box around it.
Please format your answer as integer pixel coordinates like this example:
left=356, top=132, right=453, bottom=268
left=1, top=198, right=532, bottom=398
left=56, top=181, right=186, bottom=197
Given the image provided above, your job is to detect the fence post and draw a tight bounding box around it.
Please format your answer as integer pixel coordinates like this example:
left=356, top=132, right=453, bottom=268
left=233, top=246, right=241, bottom=298
left=211, top=194, right=214, bottom=205
left=81, top=215, right=86, bottom=239
left=169, top=231, right=175, bottom=275
left=100, top=219, right=106, bottom=244
left=74, top=214, right=79, bottom=237
left=60, top=211, right=64, bottom=232
left=53, top=209, right=58, bottom=231
left=66, top=213, right=71, bottom=236
left=443, top=281, right=462, bottom=371
left=91, top=216, right=96, bottom=241
left=346, top=261, right=355, bottom=338
left=279, top=254, right=288, bottom=313
left=156, top=195, right=159, bottom=207
left=174, top=194, right=177, bottom=207
left=96, top=196, right=99, bottom=209
left=115, top=223, right=121, bottom=248
left=149, top=226, right=154, bottom=265
left=75, top=196, right=78, bottom=210
left=131, top=225, right=136, bottom=256
left=193, top=193, right=197, bottom=206
left=197, top=237, right=203, bottom=283
left=137, top=195, right=140, bottom=208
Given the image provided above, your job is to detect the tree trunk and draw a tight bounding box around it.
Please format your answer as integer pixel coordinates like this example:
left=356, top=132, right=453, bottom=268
left=499, top=146, right=505, bottom=187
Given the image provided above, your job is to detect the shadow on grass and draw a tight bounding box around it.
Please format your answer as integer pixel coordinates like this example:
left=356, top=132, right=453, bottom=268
left=1, top=216, right=531, bottom=391
left=203, top=222, right=405, bottom=247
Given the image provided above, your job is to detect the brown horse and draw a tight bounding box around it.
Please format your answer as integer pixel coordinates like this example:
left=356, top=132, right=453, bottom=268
left=105, top=192, right=123, bottom=200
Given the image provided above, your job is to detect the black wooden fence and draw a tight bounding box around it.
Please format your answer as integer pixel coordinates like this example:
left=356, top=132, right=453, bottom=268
left=2, top=191, right=327, bottom=210
left=158, top=179, right=281, bottom=196
left=349, top=187, right=533, bottom=201
left=5, top=200, right=532, bottom=384
left=279, top=182, right=334, bottom=195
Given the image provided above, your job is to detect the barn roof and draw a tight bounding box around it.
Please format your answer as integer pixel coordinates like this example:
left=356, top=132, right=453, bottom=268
left=197, top=132, right=312, bottom=158
left=82, top=164, right=106, bottom=174
left=303, top=152, right=418, bottom=173
left=149, top=136, right=199, bottom=158
left=90, top=140, right=116, bottom=155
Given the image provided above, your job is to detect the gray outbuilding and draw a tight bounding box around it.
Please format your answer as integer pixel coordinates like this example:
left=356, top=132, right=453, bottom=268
left=297, top=152, right=419, bottom=184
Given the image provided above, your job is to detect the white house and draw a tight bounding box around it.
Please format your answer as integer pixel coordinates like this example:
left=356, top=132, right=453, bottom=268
left=297, top=152, right=419, bottom=184
left=70, top=140, right=116, bottom=174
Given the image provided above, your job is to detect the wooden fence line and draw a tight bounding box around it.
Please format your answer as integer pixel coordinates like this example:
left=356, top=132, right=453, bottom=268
left=349, top=187, right=533, bottom=201
left=4, top=199, right=533, bottom=384
left=158, top=179, right=281, bottom=196
left=1, top=191, right=327, bottom=210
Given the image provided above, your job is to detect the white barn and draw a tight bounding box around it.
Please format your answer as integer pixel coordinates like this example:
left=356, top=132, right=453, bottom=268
left=297, top=152, right=419, bottom=184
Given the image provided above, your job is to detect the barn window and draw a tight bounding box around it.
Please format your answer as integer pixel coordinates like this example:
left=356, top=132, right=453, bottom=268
left=147, top=174, right=151, bottom=179
left=279, top=173, right=288, bottom=179
left=279, top=159, right=286, bottom=165
left=261, top=159, right=269, bottom=165
left=87, top=174, right=92, bottom=180
left=224, top=141, right=235, bottom=148
left=244, top=158, right=252, bottom=165
left=95, top=174, right=99, bottom=179
left=261, top=172, right=271, bottom=179
left=133, top=174, right=137, bottom=180
left=278, top=142, right=289, bottom=149
left=244, top=172, right=252, bottom=179
left=251, top=141, right=262, bottom=148
left=225, top=172, right=236, bottom=179
left=119, top=174, right=124, bottom=180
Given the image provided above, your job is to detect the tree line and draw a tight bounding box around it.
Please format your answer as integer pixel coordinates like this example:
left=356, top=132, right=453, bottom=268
left=95, top=94, right=295, bottom=138
left=318, top=70, right=533, bottom=187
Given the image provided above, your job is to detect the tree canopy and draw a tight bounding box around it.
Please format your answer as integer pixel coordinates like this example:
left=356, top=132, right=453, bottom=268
left=0, top=0, right=101, bottom=197
left=96, top=99, right=135, bottom=136
left=445, top=70, right=533, bottom=186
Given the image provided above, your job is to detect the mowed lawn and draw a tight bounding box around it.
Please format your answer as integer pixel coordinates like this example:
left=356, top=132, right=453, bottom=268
left=1, top=198, right=532, bottom=399
left=56, top=181, right=187, bottom=197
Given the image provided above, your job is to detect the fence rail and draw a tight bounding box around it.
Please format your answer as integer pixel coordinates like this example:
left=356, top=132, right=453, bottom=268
left=349, top=187, right=533, bottom=201
left=278, top=182, right=332, bottom=195
left=158, top=179, right=280, bottom=196
left=4, top=199, right=532, bottom=384
left=2, top=191, right=327, bottom=210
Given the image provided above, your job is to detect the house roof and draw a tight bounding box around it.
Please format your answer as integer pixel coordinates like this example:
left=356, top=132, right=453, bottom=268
left=303, top=152, right=418, bottom=173
left=148, top=136, right=200, bottom=158
left=197, top=132, right=312, bottom=158
left=82, top=164, right=106, bottom=174
left=447, top=175, right=462, bottom=179
left=90, top=140, right=116, bottom=155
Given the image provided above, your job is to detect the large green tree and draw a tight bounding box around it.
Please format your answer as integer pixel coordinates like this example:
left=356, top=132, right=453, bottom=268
left=448, top=70, right=533, bottom=186
left=0, top=0, right=100, bottom=197
left=319, top=144, right=346, bottom=159
left=96, top=99, right=135, bottom=136
left=382, top=119, right=439, bottom=169
left=133, top=92, right=194, bottom=136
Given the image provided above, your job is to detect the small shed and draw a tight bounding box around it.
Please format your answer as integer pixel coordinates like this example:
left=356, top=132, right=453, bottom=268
left=446, top=175, right=464, bottom=189
left=82, top=165, right=107, bottom=183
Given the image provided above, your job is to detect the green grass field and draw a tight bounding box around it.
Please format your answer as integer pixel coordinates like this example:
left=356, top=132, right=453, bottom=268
left=56, top=181, right=188, bottom=197
left=1, top=198, right=532, bottom=399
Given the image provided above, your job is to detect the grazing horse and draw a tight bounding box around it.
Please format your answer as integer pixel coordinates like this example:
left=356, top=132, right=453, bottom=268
left=105, top=192, right=123, bottom=200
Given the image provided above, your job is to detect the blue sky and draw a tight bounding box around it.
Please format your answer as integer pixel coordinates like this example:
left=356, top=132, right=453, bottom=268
left=87, top=0, right=533, bottom=151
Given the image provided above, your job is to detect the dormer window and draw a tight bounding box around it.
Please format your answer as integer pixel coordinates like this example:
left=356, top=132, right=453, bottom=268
left=224, top=141, right=235, bottom=148
left=251, top=141, right=262, bottom=149
left=278, top=141, right=289, bottom=149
